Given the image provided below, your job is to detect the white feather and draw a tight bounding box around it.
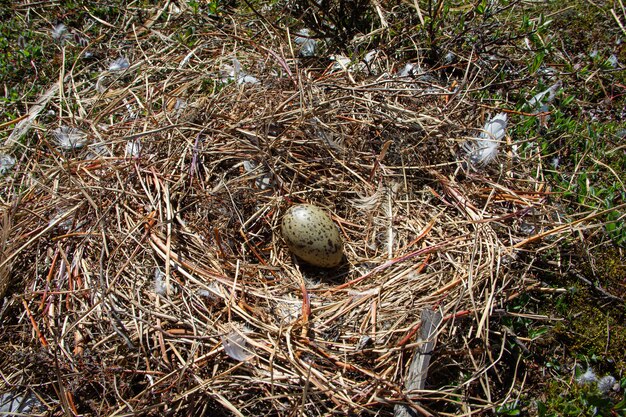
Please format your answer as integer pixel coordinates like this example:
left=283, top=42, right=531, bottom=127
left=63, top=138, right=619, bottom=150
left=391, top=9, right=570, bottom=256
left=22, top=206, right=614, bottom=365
left=295, top=29, right=317, bottom=57
left=125, top=139, right=141, bottom=158
left=526, top=81, right=561, bottom=109
left=109, top=57, right=130, bottom=72
left=222, top=330, right=253, bottom=361
left=51, top=23, right=69, bottom=42
left=576, top=367, right=597, bottom=385
left=221, top=58, right=260, bottom=84
left=0, top=154, right=15, bottom=175
left=330, top=54, right=352, bottom=72
left=463, top=113, right=508, bottom=166
left=0, top=392, right=42, bottom=414
left=154, top=268, right=166, bottom=295
left=481, top=112, right=508, bottom=141
left=350, top=186, right=384, bottom=211
left=52, top=126, right=88, bottom=150
left=397, top=63, right=418, bottom=77
left=363, top=49, right=379, bottom=64
left=598, top=375, right=617, bottom=393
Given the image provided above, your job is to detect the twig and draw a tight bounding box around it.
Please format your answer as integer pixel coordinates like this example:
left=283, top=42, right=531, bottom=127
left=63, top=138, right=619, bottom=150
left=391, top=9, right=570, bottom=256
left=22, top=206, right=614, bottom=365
left=569, top=269, right=624, bottom=303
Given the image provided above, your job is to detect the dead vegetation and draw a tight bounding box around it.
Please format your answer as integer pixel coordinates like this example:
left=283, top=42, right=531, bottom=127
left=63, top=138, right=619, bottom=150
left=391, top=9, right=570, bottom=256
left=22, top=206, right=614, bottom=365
left=0, top=1, right=623, bottom=416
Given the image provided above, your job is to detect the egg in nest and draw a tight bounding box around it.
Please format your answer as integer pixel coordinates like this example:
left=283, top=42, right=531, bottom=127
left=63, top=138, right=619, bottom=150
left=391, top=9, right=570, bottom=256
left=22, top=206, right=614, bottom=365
left=281, top=204, right=344, bottom=268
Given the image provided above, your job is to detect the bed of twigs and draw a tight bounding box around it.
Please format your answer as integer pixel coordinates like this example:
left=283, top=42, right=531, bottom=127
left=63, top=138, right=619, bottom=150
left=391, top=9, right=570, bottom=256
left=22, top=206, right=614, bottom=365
left=0, top=2, right=586, bottom=416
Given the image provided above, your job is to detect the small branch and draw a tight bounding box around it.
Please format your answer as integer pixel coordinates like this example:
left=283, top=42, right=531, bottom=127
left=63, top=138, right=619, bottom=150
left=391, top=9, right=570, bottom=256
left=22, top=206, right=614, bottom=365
left=570, top=269, right=623, bottom=304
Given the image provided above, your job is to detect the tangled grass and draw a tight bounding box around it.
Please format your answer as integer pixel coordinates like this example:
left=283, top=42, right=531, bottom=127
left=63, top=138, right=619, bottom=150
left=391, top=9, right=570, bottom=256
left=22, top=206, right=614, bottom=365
left=1, top=1, right=624, bottom=416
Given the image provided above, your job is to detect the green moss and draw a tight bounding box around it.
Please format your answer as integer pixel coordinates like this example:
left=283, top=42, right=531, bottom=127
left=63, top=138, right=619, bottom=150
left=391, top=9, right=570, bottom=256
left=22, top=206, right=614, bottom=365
left=551, top=279, right=626, bottom=368
left=537, top=378, right=626, bottom=417
left=584, top=247, right=626, bottom=299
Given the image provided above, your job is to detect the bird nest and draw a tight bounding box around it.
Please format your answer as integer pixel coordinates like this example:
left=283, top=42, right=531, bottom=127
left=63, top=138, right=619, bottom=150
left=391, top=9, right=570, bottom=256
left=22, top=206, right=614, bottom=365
left=0, top=8, right=567, bottom=417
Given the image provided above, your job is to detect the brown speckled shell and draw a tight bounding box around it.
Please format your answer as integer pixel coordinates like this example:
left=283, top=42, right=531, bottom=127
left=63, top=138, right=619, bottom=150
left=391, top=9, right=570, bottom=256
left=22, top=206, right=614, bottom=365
left=281, top=204, right=344, bottom=268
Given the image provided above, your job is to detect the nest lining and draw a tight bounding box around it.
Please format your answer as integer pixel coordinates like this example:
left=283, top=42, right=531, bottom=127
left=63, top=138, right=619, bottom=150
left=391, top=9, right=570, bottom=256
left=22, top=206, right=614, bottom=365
left=0, top=13, right=564, bottom=417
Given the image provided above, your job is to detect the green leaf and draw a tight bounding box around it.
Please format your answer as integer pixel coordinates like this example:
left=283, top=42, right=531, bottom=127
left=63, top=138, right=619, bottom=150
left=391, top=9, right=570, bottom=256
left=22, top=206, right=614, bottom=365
left=537, top=401, right=547, bottom=416
left=530, top=326, right=549, bottom=339
left=529, top=52, right=545, bottom=74
left=476, top=0, right=487, bottom=15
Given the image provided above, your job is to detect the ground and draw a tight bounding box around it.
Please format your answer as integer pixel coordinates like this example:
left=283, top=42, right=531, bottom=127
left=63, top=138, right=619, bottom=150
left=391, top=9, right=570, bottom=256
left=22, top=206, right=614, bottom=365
left=0, top=1, right=625, bottom=416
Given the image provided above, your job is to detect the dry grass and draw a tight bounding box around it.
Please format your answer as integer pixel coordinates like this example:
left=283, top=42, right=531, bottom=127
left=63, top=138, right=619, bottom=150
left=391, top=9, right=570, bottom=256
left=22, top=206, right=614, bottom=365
left=0, top=2, right=598, bottom=416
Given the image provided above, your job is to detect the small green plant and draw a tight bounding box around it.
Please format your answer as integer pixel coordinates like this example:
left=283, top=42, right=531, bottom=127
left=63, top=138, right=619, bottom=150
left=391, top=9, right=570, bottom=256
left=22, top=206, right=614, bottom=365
left=175, top=26, right=197, bottom=47
left=537, top=374, right=626, bottom=417
left=0, top=23, right=43, bottom=84
left=206, top=0, right=221, bottom=16
left=512, top=85, right=626, bottom=248
left=188, top=0, right=200, bottom=14
left=497, top=401, right=521, bottom=415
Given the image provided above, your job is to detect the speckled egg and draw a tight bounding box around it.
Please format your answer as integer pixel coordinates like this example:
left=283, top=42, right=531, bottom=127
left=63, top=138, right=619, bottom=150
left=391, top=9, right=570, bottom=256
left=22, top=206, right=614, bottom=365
left=281, top=204, right=344, bottom=268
